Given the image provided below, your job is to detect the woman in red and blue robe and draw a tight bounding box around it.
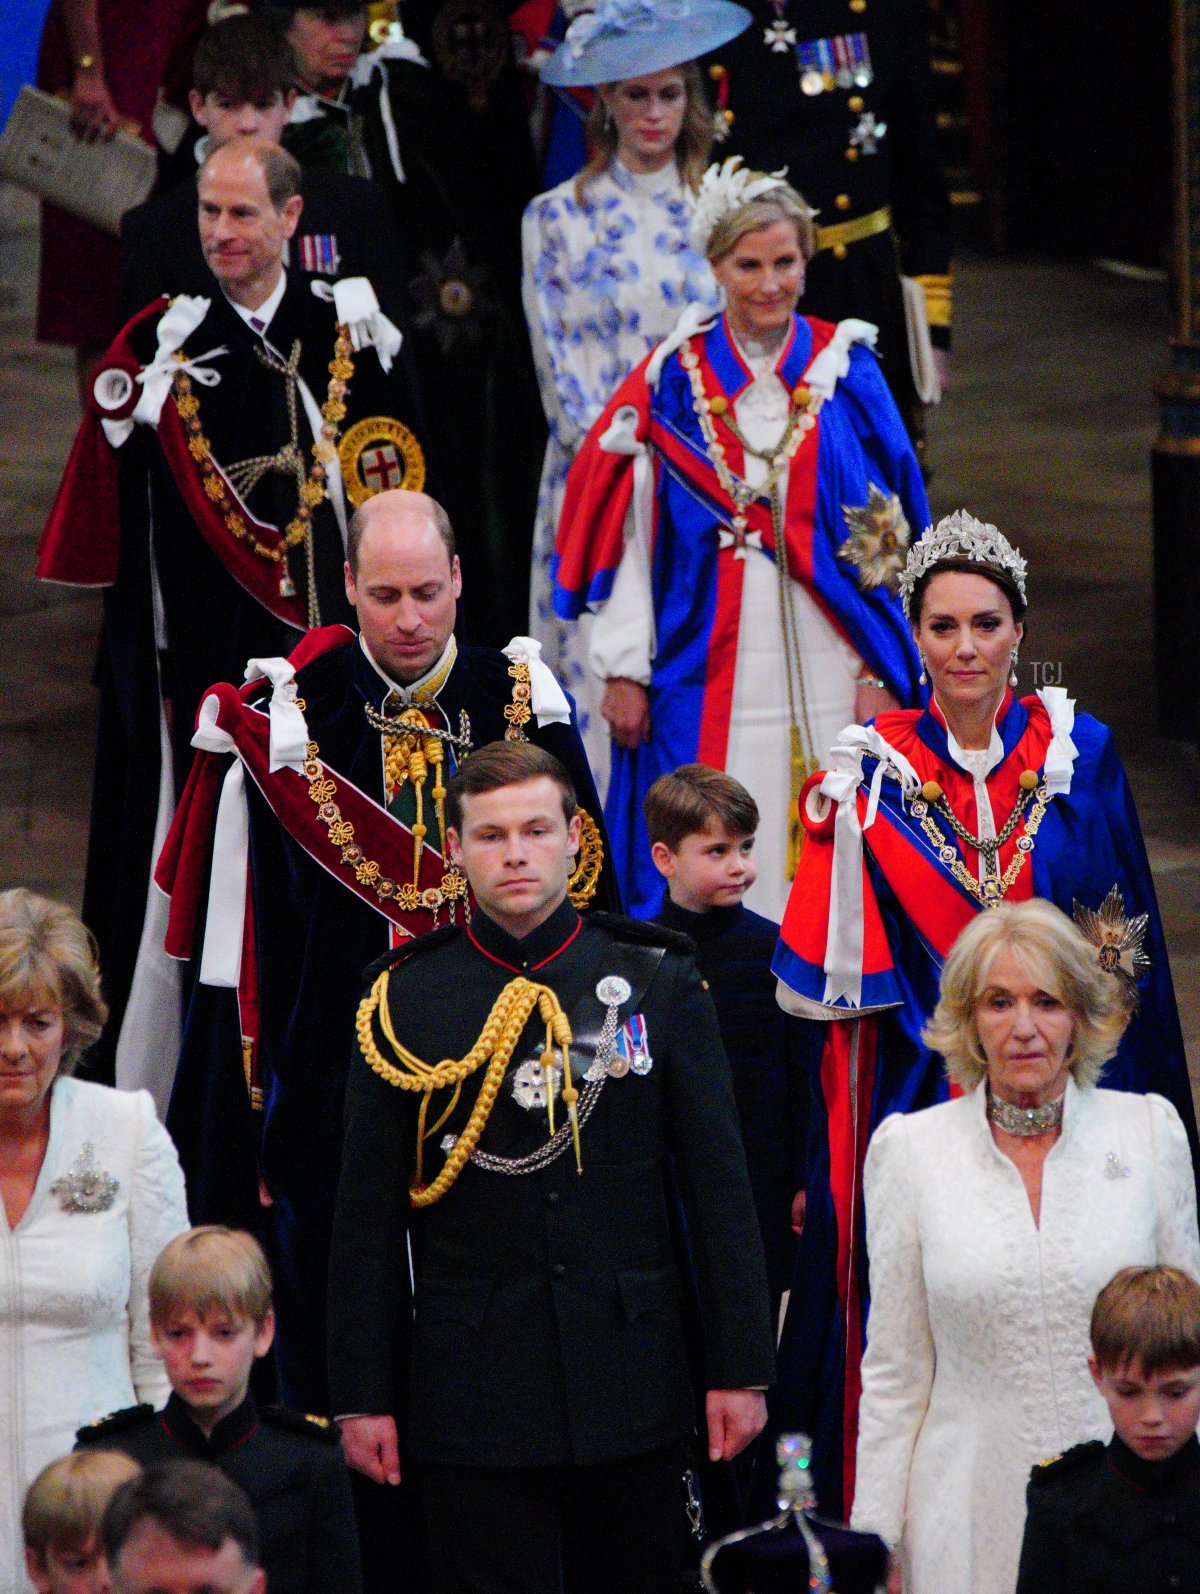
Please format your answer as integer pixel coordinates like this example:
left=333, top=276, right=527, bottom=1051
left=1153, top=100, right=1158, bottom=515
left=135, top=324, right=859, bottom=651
left=770, top=527, right=1197, bottom=1518
left=553, top=186, right=930, bottom=919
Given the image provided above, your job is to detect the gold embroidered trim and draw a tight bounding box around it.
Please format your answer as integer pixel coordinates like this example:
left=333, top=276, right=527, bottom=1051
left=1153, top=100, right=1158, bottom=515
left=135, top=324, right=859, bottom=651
left=303, top=736, right=467, bottom=921
left=503, top=661, right=533, bottom=741
left=567, top=807, right=603, bottom=908
left=171, top=325, right=354, bottom=573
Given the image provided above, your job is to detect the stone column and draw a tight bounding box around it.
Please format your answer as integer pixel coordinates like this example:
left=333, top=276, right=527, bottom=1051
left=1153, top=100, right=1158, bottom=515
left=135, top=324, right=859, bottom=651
left=1153, top=0, right=1200, bottom=741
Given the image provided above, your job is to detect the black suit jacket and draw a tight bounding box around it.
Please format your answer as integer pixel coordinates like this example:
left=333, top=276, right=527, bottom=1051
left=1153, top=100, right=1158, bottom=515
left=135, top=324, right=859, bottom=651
left=77, top=1394, right=361, bottom=1594
left=327, top=900, right=776, bottom=1467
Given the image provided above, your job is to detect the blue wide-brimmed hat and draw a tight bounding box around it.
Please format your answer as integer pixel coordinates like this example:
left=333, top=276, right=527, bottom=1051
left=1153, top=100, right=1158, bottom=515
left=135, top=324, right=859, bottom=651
left=539, top=0, right=752, bottom=87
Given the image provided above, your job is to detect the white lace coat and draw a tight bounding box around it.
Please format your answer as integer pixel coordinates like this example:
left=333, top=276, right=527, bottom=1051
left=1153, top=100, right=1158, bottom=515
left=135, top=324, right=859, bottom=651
left=0, top=1077, right=188, bottom=1594
left=521, top=159, right=719, bottom=792
left=851, top=1077, right=1200, bottom=1594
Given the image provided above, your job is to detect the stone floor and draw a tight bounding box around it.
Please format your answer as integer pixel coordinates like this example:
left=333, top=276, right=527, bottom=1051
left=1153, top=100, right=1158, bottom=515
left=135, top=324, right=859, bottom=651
left=1, top=187, right=1197, bottom=1094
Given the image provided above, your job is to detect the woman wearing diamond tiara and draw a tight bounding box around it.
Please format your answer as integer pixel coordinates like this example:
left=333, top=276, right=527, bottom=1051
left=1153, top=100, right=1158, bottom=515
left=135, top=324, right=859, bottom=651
left=552, top=157, right=929, bottom=919
left=852, top=900, right=1200, bottom=1594
left=523, top=0, right=747, bottom=792
left=770, top=509, right=1198, bottom=1522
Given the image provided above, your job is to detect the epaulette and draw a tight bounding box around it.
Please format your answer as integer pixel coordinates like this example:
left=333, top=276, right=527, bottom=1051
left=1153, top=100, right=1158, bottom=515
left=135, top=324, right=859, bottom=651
left=261, top=1405, right=342, bottom=1443
left=362, top=924, right=462, bottom=985
left=1027, top=1439, right=1105, bottom=1488
left=76, top=1404, right=156, bottom=1443
left=589, top=911, right=695, bottom=955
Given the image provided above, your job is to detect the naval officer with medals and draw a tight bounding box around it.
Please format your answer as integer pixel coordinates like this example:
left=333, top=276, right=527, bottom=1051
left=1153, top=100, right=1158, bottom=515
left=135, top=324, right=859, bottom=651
left=328, top=739, right=775, bottom=1594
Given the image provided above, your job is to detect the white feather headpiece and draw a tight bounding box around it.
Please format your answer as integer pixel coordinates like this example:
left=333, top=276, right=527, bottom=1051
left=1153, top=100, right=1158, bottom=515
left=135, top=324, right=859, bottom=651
left=689, top=156, right=795, bottom=257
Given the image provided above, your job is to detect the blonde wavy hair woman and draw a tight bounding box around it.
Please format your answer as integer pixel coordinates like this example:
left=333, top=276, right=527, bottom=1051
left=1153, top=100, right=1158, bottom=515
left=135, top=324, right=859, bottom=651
left=851, top=898, right=1200, bottom=1594
left=0, top=888, right=188, bottom=1593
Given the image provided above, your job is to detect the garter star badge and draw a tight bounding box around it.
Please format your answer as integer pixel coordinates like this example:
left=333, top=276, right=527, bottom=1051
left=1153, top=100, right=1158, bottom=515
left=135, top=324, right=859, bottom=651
left=838, top=484, right=911, bottom=594
left=1073, top=884, right=1150, bottom=997
left=338, top=417, right=426, bottom=507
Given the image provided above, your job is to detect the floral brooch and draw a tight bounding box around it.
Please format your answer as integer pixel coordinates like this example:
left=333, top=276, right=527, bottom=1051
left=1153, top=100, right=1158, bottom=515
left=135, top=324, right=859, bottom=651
left=49, top=1142, right=120, bottom=1213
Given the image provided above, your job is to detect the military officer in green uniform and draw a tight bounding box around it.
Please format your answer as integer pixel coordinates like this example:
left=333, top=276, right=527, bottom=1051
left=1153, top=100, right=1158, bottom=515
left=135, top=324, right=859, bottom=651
left=327, top=739, right=776, bottom=1593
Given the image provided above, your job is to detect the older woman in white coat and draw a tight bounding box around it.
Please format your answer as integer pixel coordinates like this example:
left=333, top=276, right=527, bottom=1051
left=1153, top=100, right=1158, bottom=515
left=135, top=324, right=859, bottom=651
left=850, top=897, right=1200, bottom=1594
left=0, top=889, right=188, bottom=1594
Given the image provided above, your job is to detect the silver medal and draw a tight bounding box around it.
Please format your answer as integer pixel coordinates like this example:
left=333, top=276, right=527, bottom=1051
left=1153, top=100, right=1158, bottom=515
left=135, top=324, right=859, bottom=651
left=801, top=69, right=824, bottom=95
left=512, top=1057, right=561, bottom=1110
left=596, top=975, right=632, bottom=1008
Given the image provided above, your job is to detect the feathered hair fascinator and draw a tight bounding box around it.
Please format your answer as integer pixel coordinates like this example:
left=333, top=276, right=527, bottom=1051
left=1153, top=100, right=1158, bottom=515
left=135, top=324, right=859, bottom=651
left=689, top=156, right=801, bottom=256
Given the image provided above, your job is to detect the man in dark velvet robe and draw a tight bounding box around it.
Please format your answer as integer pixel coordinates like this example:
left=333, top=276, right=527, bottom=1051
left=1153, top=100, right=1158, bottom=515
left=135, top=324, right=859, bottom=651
left=158, top=489, right=616, bottom=1423
left=38, top=137, right=426, bottom=1101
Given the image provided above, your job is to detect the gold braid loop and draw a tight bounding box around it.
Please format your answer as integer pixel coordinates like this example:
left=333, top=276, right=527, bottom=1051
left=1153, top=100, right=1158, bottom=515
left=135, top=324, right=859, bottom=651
left=355, top=971, right=576, bottom=1205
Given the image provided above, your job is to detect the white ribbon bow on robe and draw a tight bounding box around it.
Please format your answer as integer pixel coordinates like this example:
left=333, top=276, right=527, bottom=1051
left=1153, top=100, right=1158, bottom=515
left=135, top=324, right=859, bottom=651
left=501, top=637, right=573, bottom=727
left=820, top=724, right=919, bottom=1008
left=311, top=278, right=403, bottom=372
left=103, top=295, right=225, bottom=447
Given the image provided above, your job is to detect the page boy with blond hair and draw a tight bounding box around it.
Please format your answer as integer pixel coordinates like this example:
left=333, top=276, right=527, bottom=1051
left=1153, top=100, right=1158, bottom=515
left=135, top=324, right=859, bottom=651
left=76, top=1227, right=360, bottom=1594
left=1016, top=1265, right=1200, bottom=1592
left=24, top=1450, right=141, bottom=1594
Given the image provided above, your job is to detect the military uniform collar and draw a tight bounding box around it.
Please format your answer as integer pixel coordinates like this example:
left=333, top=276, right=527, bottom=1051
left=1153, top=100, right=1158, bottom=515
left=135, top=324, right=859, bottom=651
left=467, top=897, right=581, bottom=973
left=657, top=894, right=741, bottom=943
left=1109, top=1432, right=1200, bottom=1497
left=162, top=1391, right=258, bottom=1456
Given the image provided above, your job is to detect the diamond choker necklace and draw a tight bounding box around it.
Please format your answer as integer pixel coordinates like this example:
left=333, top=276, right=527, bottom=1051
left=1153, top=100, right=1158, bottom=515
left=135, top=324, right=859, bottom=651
left=986, top=1088, right=1064, bottom=1137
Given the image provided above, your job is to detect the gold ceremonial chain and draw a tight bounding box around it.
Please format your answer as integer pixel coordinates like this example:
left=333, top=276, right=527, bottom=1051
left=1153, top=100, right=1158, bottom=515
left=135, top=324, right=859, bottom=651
left=503, top=660, right=533, bottom=740
left=302, top=733, right=468, bottom=922
left=356, top=970, right=581, bottom=1203
left=682, top=339, right=823, bottom=875
left=172, top=325, right=354, bottom=612
left=909, top=771, right=1050, bottom=907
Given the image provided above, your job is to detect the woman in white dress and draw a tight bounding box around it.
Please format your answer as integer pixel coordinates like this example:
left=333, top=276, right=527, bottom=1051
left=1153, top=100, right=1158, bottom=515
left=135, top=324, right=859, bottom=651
left=850, top=897, right=1200, bottom=1594
left=0, top=889, right=189, bottom=1594
left=522, top=0, right=749, bottom=790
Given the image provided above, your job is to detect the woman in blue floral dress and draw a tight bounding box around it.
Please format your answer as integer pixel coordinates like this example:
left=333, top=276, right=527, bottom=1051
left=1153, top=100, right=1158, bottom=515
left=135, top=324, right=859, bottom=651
left=522, top=0, right=750, bottom=790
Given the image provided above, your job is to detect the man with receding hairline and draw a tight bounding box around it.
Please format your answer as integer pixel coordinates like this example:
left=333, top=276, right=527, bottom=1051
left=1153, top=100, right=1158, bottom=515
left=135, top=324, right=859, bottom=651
left=159, top=488, right=615, bottom=1430
left=39, top=135, right=427, bottom=1102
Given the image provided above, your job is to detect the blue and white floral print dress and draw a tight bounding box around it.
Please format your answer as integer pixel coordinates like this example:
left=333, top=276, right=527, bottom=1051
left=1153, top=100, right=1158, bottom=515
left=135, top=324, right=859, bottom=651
left=521, top=158, right=719, bottom=792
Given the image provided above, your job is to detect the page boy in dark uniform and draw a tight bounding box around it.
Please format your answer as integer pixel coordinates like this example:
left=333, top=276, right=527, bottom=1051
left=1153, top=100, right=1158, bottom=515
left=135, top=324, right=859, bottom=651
left=1016, top=1265, right=1200, bottom=1594
left=327, top=740, right=775, bottom=1594
left=268, top=0, right=546, bottom=644
left=77, top=1227, right=361, bottom=1594
left=646, top=764, right=811, bottom=1323
left=118, top=13, right=418, bottom=342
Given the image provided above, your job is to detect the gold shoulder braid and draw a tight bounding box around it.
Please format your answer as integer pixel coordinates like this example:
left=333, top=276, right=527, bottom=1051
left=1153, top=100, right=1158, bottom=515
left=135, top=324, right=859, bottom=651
left=356, top=970, right=580, bottom=1203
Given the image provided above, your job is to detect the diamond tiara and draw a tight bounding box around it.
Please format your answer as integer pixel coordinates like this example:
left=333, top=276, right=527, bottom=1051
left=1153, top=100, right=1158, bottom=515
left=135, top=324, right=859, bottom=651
left=898, top=509, right=1028, bottom=618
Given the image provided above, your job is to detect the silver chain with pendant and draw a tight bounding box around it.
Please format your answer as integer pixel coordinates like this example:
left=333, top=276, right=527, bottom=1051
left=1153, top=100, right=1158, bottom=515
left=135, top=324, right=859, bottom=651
left=446, top=1001, right=622, bottom=1176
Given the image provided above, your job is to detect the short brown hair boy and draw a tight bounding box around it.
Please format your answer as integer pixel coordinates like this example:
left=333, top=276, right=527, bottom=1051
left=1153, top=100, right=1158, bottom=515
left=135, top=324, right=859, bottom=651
left=643, top=764, right=759, bottom=853
left=23, top=1451, right=141, bottom=1558
left=149, top=1227, right=273, bottom=1330
left=193, top=14, right=294, bottom=103
left=1090, top=1266, right=1200, bottom=1375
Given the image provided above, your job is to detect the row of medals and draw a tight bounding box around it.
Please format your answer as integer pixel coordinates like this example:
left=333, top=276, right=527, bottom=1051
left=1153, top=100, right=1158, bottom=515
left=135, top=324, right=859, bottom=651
left=511, top=975, right=652, bottom=1112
